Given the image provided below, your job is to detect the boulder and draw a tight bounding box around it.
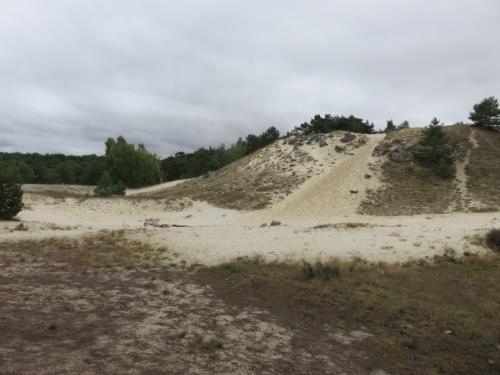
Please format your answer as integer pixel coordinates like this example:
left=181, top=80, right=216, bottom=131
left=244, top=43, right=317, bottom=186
left=403, top=138, right=419, bottom=150
left=391, top=151, right=406, bottom=162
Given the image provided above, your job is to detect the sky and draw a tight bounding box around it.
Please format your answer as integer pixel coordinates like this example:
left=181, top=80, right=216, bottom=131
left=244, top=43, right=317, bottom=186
left=1, top=0, right=499, bottom=156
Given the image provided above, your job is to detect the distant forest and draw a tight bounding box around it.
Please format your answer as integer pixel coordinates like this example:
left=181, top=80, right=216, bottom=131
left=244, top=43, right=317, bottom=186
left=0, top=125, right=283, bottom=186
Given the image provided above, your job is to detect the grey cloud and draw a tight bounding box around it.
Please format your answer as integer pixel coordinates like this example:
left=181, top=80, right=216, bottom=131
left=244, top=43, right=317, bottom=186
left=1, top=0, right=499, bottom=156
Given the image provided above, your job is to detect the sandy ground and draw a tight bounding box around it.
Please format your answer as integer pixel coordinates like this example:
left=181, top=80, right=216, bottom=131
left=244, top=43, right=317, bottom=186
left=0, top=135, right=500, bottom=265
left=3, top=133, right=497, bottom=265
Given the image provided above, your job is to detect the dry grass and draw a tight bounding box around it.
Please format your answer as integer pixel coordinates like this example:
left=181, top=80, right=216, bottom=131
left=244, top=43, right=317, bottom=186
left=195, top=253, right=500, bottom=375
left=361, top=125, right=471, bottom=215
left=137, top=139, right=321, bottom=210
left=466, top=128, right=500, bottom=210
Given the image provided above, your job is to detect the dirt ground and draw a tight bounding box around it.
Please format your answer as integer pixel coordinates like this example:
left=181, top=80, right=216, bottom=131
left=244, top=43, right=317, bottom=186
left=0, top=234, right=375, bottom=375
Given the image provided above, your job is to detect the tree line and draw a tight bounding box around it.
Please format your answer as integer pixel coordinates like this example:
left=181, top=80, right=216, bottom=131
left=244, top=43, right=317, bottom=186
left=0, top=97, right=499, bottom=191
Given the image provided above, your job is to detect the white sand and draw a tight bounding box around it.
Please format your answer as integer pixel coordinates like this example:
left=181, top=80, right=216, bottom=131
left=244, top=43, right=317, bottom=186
left=3, top=134, right=497, bottom=265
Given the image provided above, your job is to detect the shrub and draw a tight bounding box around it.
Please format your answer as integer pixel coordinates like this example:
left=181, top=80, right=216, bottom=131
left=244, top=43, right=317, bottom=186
left=94, top=171, right=126, bottom=197
left=0, top=183, right=24, bottom=219
left=486, top=229, right=500, bottom=252
left=414, top=118, right=455, bottom=179
left=301, top=261, right=341, bottom=281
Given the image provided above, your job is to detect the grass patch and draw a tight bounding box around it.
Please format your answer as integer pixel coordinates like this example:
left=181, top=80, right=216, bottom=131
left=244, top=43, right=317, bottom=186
left=361, top=125, right=471, bottom=215
left=194, top=255, right=500, bottom=375
left=466, top=128, right=500, bottom=210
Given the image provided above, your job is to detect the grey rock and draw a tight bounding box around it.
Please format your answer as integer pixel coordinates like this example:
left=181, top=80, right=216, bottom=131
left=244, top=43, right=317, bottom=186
left=319, top=140, right=328, bottom=147
left=335, top=145, right=346, bottom=153
left=403, top=138, right=419, bottom=150
left=391, top=151, right=406, bottom=162
left=270, top=220, right=281, bottom=226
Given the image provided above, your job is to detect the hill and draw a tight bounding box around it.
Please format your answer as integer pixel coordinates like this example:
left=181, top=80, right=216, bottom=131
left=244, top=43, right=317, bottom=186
left=136, top=125, right=500, bottom=216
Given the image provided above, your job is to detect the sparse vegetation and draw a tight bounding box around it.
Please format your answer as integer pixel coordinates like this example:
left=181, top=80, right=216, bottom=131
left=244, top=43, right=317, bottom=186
left=196, top=255, right=500, bottom=375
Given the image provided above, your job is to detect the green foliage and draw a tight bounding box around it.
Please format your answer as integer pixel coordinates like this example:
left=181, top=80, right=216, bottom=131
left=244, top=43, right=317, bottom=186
left=160, top=127, right=280, bottom=181
left=384, top=120, right=396, bottom=133
left=294, top=114, right=375, bottom=135
left=384, top=120, right=409, bottom=133
left=397, top=120, right=410, bottom=130
left=486, top=229, right=500, bottom=252
left=245, top=126, right=280, bottom=154
left=0, top=153, right=105, bottom=185
left=105, top=136, right=159, bottom=188
left=0, top=183, right=24, bottom=219
left=414, top=118, right=455, bottom=178
left=469, top=96, right=500, bottom=129
left=93, top=171, right=126, bottom=196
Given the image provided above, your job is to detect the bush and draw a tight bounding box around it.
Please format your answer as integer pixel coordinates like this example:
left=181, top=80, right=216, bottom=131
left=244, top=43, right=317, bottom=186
left=0, top=183, right=24, bottom=219
left=414, top=118, right=455, bottom=179
left=94, top=171, right=126, bottom=197
left=301, top=261, right=341, bottom=281
left=486, top=229, right=500, bottom=252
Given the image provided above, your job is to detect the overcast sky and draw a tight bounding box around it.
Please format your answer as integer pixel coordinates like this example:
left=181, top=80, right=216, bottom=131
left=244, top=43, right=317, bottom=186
left=1, top=0, right=499, bottom=156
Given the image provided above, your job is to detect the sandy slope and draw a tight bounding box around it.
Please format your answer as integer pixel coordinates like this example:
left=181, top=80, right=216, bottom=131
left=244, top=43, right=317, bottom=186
left=253, top=134, right=384, bottom=222
left=3, top=132, right=498, bottom=265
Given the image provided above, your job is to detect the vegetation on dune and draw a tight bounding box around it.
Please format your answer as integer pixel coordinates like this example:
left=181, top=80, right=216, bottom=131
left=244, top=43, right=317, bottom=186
left=292, top=114, right=375, bottom=135
left=414, top=117, right=455, bottom=179
left=196, top=253, right=500, bottom=375
left=469, top=96, right=500, bottom=130
left=383, top=119, right=410, bottom=133
left=93, top=171, right=126, bottom=197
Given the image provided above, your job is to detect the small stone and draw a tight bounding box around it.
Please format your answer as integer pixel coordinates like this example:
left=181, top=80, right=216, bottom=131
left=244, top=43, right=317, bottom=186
left=270, top=220, right=281, bottom=226
left=364, top=174, right=372, bottom=179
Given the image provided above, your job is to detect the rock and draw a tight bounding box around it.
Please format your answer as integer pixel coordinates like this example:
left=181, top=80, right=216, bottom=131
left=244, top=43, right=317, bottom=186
left=403, top=138, right=419, bottom=150
left=270, top=220, right=281, bottom=226
left=335, top=145, right=346, bottom=153
left=350, top=190, right=359, bottom=194
left=319, top=140, right=328, bottom=147
left=260, top=223, right=267, bottom=227
left=340, top=132, right=356, bottom=143
left=364, top=174, right=372, bottom=179
left=391, top=151, right=406, bottom=162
